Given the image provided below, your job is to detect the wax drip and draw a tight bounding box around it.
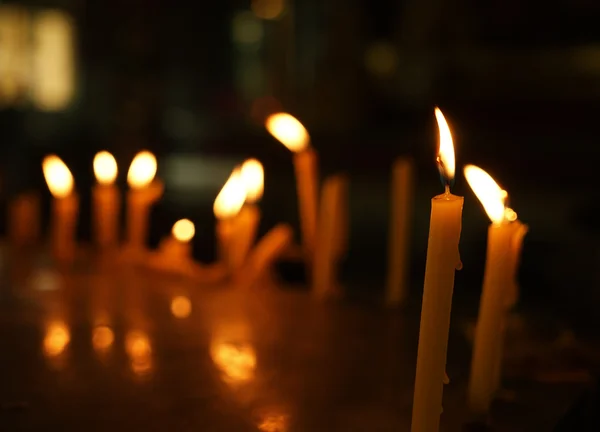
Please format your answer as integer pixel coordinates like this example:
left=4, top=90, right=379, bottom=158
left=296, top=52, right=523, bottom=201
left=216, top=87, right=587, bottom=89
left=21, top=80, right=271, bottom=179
left=455, top=249, right=463, bottom=271
left=443, top=371, right=450, bottom=385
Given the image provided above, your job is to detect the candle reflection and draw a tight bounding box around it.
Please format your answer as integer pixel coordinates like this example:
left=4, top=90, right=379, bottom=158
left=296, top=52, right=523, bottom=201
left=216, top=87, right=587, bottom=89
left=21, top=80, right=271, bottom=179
left=125, top=331, right=153, bottom=376
left=43, top=321, right=70, bottom=357
left=170, top=296, right=192, bottom=319
left=210, top=341, right=256, bottom=384
left=257, top=412, right=289, bottom=432
left=92, top=325, right=115, bottom=353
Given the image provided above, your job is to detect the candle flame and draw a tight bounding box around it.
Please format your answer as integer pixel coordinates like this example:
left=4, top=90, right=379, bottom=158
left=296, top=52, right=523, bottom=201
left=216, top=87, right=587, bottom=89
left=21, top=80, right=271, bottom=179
left=240, top=158, right=264, bottom=203
left=93, top=151, right=118, bottom=185
left=172, top=219, right=195, bottom=242
left=214, top=169, right=247, bottom=220
left=92, top=326, right=115, bottom=352
left=43, top=321, right=70, bottom=357
left=125, top=331, right=153, bottom=376
left=464, top=165, right=508, bottom=224
left=211, top=342, right=257, bottom=383
left=42, top=155, right=74, bottom=198
left=171, top=296, right=192, bottom=318
left=435, top=108, right=455, bottom=183
left=266, top=112, right=310, bottom=153
left=127, top=151, right=157, bottom=189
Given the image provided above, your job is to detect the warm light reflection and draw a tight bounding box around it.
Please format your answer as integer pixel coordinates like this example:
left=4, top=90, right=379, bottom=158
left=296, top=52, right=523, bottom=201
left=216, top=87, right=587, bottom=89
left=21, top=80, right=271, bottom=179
left=258, top=412, right=289, bottom=432
left=125, top=331, right=153, bottom=376
left=42, top=155, right=74, bottom=198
left=434, top=108, right=455, bottom=182
left=240, top=158, right=264, bottom=203
left=172, top=219, right=195, bottom=242
left=43, top=321, right=70, bottom=357
left=93, top=151, right=118, bottom=185
left=266, top=113, right=310, bottom=153
left=214, top=169, right=247, bottom=220
left=211, top=342, right=257, bottom=384
left=464, top=165, right=508, bottom=224
left=127, top=151, right=157, bottom=189
left=170, top=296, right=192, bottom=319
left=252, top=0, right=285, bottom=20
left=92, top=326, right=115, bottom=352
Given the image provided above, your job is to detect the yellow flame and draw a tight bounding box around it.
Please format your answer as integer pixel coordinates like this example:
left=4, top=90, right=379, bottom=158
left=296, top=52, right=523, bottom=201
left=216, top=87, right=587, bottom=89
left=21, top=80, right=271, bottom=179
left=92, top=326, right=115, bottom=352
left=127, top=151, right=157, bottom=189
left=42, top=155, right=74, bottom=198
left=266, top=113, right=310, bottom=153
left=435, top=108, right=455, bottom=181
left=464, top=165, right=507, bottom=224
left=211, top=342, right=256, bottom=383
left=214, top=169, right=247, bottom=220
left=172, top=219, right=195, bottom=242
left=93, top=151, right=118, bottom=185
left=43, top=321, right=70, bottom=357
left=171, top=296, right=192, bottom=318
left=125, top=331, right=153, bottom=376
left=240, top=158, right=264, bottom=203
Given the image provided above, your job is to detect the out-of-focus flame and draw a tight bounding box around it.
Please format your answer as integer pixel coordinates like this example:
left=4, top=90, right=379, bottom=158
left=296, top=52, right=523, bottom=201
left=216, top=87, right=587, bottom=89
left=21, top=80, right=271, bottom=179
left=127, top=151, right=157, bottom=189
left=210, top=342, right=257, bottom=384
left=92, top=325, right=115, bottom=352
left=240, top=158, right=264, bottom=204
left=43, top=155, right=74, bottom=198
left=505, top=208, right=518, bottom=222
left=214, top=169, right=247, bottom=220
left=464, top=165, right=508, bottom=224
left=125, top=331, right=153, bottom=376
left=172, top=219, right=195, bottom=242
left=93, top=151, right=118, bottom=185
left=258, top=412, right=289, bottom=432
left=434, top=108, right=455, bottom=182
left=43, top=321, right=70, bottom=357
left=171, top=296, right=192, bottom=318
left=266, top=113, right=310, bottom=153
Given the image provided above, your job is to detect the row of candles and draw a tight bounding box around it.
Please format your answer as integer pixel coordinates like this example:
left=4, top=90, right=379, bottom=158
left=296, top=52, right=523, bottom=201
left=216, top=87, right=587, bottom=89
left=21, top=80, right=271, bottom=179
left=12, top=108, right=524, bottom=430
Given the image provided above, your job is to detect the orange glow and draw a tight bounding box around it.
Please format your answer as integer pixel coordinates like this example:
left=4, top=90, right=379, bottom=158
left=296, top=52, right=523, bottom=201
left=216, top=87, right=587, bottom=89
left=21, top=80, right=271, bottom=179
left=434, top=108, right=455, bottom=182
left=92, top=326, right=115, bottom=352
left=170, top=296, right=192, bottom=318
left=213, top=169, right=247, bottom=220
left=252, top=0, right=285, bottom=20
left=211, top=342, right=257, bottom=383
left=42, top=155, right=74, bottom=198
left=43, top=321, right=70, bottom=357
left=464, top=165, right=508, bottom=224
left=240, top=158, right=264, bottom=203
left=258, top=412, right=289, bottom=432
left=93, top=151, right=118, bottom=185
left=266, top=113, right=310, bottom=153
left=125, top=331, right=153, bottom=376
left=127, top=151, right=157, bottom=189
left=172, top=219, right=195, bottom=242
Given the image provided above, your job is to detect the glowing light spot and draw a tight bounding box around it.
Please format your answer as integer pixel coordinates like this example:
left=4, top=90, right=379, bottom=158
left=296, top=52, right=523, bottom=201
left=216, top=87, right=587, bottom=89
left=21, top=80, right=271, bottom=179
left=128, top=151, right=157, bottom=189
left=171, top=296, right=192, bottom=319
left=93, top=151, right=118, bottom=185
left=43, top=322, right=70, bottom=357
left=240, top=159, right=264, bottom=204
left=211, top=342, right=256, bottom=384
left=172, top=219, right=195, bottom=242
left=125, top=331, right=153, bottom=376
left=232, top=12, right=263, bottom=46
left=251, top=0, right=285, bottom=20
left=266, top=113, right=310, bottom=153
left=92, top=326, right=115, bottom=352
left=214, top=169, right=247, bottom=220
left=42, top=155, right=74, bottom=198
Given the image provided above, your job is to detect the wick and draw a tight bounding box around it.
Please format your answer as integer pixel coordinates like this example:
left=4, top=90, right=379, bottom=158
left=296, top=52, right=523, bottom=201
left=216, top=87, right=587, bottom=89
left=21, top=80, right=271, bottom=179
left=444, top=184, right=450, bottom=196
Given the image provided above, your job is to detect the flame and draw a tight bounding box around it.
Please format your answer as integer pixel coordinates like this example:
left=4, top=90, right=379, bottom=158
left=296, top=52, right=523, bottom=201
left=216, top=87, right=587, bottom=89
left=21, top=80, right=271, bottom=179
left=125, top=331, right=153, bottom=376
left=266, top=113, right=310, bottom=153
left=240, top=158, right=264, bottom=203
left=127, top=151, right=157, bottom=189
left=435, top=108, right=455, bottom=182
left=211, top=342, right=257, bottom=383
left=43, top=321, right=70, bottom=357
left=42, top=155, right=74, bottom=198
left=172, top=219, right=195, bottom=242
left=93, top=151, right=118, bottom=185
left=171, top=296, right=192, bottom=318
left=214, top=169, right=247, bottom=220
left=464, top=165, right=507, bottom=224
left=92, top=325, right=115, bottom=352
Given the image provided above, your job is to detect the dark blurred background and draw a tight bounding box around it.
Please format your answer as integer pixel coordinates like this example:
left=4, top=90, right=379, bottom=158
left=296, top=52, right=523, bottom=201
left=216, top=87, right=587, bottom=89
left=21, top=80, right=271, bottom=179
left=1, top=0, right=599, bottom=329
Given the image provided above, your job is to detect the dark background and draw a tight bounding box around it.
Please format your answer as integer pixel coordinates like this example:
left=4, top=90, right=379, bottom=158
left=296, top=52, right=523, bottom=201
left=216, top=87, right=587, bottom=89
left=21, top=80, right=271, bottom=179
left=1, top=0, right=599, bottom=329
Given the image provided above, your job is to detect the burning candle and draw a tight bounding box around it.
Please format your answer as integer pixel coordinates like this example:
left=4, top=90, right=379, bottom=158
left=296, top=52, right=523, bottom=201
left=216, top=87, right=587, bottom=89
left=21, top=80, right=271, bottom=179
left=385, top=158, right=415, bottom=306
left=43, top=155, right=79, bottom=264
left=412, top=109, right=463, bottom=432
left=8, top=192, right=41, bottom=247
left=159, top=218, right=195, bottom=262
left=464, top=165, right=528, bottom=415
left=93, top=151, right=120, bottom=249
left=266, top=113, right=318, bottom=260
left=214, top=169, right=247, bottom=272
left=126, top=151, right=163, bottom=252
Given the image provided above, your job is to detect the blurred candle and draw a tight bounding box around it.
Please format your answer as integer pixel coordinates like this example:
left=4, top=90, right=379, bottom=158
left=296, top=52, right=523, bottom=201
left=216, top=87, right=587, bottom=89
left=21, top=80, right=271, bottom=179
left=385, top=158, right=415, bottom=306
left=266, top=113, right=318, bottom=260
left=214, top=169, right=247, bottom=273
left=93, top=151, right=120, bottom=249
left=412, top=109, right=463, bottom=432
left=159, top=218, right=195, bottom=262
left=312, top=175, right=348, bottom=299
left=8, top=192, right=41, bottom=247
left=464, top=165, right=528, bottom=415
left=126, top=151, right=163, bottom=251
left=43, top=155, right=79, bottom=264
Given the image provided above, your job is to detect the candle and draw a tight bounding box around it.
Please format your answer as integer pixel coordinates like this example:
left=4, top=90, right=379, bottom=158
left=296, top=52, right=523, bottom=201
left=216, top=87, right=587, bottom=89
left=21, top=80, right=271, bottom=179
left=214, top=169, right=247, bottom=272
left=126, top=151, right=163, bottom=252
left=157, top=218, right=196, bottom=264
left=412, top=109, right=463, bottom=432
left=93, top=151, right=120, bottom=249
left=312, top=175, right=348, bottom=299
left=42, top=155, right=79, bottom=264
left=464, top=165, right=528, bottom=415
left=385, top=158, right=415, bottom=306
left=266, top=113, right=318, bottom=260
left=8, top=192, right=40, bottom=247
